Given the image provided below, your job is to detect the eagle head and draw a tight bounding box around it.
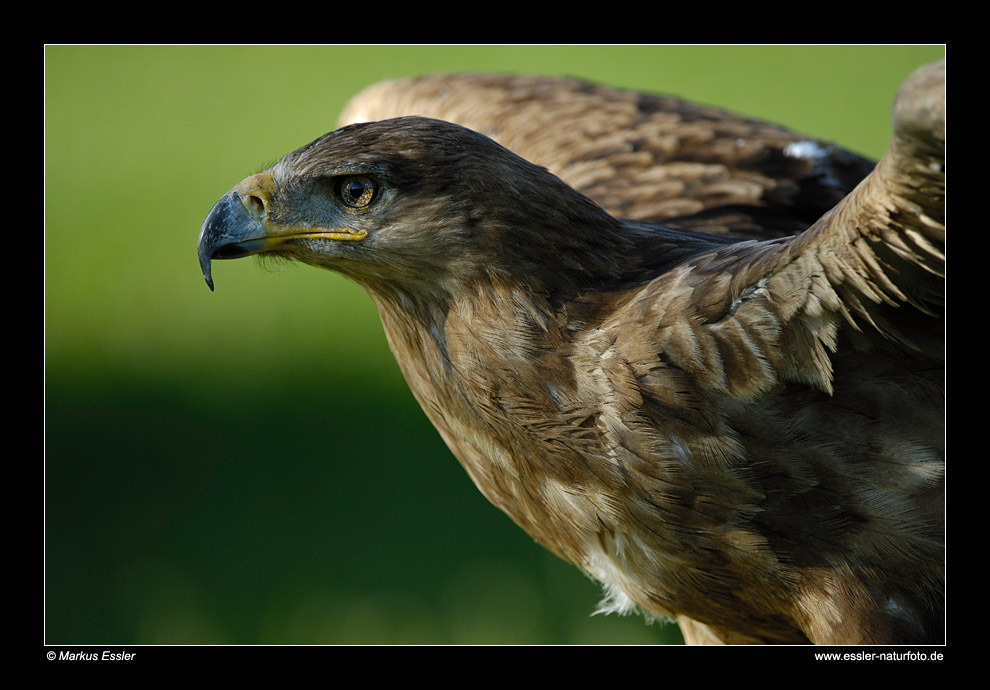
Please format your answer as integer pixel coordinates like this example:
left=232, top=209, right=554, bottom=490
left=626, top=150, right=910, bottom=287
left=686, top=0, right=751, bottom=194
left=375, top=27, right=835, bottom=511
left=197, top=116, right=621, bottom=298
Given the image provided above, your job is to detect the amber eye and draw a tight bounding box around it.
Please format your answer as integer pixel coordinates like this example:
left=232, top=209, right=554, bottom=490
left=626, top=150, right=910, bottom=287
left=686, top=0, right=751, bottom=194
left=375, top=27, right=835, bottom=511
left=335, top=175, right=379, bottom=209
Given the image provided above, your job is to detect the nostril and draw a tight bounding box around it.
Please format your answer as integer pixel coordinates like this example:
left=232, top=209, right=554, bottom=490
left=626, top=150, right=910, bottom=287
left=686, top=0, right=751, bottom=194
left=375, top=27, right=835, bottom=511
left=245, top=193, right=266, bottom=220
left=236, top=172, right=275, bottom=222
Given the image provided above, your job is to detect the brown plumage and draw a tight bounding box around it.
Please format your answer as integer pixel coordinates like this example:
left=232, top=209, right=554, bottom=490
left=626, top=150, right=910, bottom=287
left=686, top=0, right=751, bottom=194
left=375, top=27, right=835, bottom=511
left=198, top=62, right=944, bottom=644
left=339, top=72, right=876, bottom=241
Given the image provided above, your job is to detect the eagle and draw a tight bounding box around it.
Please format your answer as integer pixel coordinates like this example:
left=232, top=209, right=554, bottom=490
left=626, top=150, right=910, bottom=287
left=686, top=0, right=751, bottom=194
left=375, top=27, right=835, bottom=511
left=197, top=62, right=944, bottom=645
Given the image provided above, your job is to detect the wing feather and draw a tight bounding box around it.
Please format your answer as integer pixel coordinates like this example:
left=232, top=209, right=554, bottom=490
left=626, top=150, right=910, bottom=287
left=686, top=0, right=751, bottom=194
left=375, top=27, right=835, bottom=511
left=340, top=73, right=876, bottom=240
left=643, top=61, right=944, bottom=397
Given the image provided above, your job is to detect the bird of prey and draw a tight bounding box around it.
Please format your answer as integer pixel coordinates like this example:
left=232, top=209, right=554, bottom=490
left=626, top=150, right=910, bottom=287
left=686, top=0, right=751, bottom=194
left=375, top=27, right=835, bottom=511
left=198, top=62, right=944, bottom=645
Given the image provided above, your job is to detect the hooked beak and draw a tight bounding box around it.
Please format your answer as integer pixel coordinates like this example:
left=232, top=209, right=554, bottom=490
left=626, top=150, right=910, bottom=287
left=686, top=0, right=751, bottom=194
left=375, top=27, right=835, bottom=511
left=197, top=171, right=367, bottom=291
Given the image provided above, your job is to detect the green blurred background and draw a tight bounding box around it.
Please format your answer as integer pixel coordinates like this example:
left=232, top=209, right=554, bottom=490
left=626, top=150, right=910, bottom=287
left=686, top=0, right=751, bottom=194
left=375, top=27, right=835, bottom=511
left=44, top=45, right=945, bottom=645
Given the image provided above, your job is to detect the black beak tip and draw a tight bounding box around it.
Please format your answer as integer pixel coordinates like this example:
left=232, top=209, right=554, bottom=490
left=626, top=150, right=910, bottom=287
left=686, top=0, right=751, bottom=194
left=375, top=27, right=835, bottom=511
left=199, top=250, right=216, bottom=291
left=198, top=194, right=227, bottom=292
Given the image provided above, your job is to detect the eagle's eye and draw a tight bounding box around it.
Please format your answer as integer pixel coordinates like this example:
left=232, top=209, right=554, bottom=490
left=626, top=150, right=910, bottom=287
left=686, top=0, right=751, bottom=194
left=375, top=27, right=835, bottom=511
left=335, top=175, right=379, bottom=209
